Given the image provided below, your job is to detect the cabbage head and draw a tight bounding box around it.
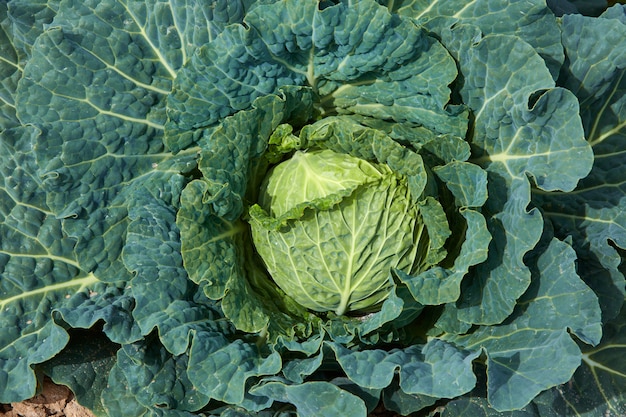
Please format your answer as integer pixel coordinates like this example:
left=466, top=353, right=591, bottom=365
left=249, top=149, right=425, bottom=315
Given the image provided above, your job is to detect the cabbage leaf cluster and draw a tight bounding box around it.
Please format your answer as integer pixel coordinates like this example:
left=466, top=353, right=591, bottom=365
left=0, top=0, right=625, bottom=416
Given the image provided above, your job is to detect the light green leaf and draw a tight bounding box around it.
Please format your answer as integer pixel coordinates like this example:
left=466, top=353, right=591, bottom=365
left=533, top=10, right=626, bottom=322
left=250, top=172, right=419, bottom=316
left=258, top=149, right=384, bottom=219
left=250, top=379, right=368, bottom=417
left=297, top=116, right=428, bottom=191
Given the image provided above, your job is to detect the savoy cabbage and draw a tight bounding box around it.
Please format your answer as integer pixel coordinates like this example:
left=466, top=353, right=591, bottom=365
left=0, top=0, right=625, bottom=416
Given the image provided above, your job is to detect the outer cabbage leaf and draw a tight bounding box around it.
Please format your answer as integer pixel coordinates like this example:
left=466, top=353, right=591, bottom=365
left=249, top=379, right=368, bottom=417
left=442, top=397, right=539, bottom=416
left=533, top=7, right=626, bottom=322
left=327, top=339, right=480, bottom=398
left=381, top=379, right=438, bottom=416
left=187, top=337, right=280, bottom=411
left=166, top=0, right=468, bottom=152
left=15, top=0, right=198, bottom=282
left=446, top=237, right=602, bottom=411
left=0, top=3, right=21, bottom=128
left=51, top=281, right=142, bottom=345
left=12, top=0, right=246, bottom=358
left=0, top=126, right=106, bottom=403
left=532, top=299, right=626, bottom=416
left=449, top=34, right=593, bottom=326
left=0, top=0, right=61, bottom=128
left=101, top=340, right=211, bottom=416
left=397, top=162, right=491, bottom=306
left=39, top=329, right=120, bottom=416
left=5, top=0, right=60, bottom=54
left=389, top=0, right=564, bottom=79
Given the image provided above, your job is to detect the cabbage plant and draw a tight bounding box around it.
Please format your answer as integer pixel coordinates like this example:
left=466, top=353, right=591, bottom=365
left=0, top=0, right=625, bottom=416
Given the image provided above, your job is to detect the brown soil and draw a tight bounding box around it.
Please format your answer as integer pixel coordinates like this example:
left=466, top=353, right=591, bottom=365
left=0, top=378, right=95, bottom=417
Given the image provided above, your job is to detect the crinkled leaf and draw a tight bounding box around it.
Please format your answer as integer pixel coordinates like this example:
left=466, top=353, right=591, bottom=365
left=177, top=88, right=321, bottom=335
left=188, top=338, right=281, bottom=409
left=533, top=9, right=626, bottom=322
left=0, top=4, right=20, bottom=128
left=195, top=88, right=313, bottom=221
left=0, top=126, right=102, bottom=402
left=7, top=0, right=232, bottom=398
left=5, top=0, right=60, bottom=55
left=167, top=0, right=468, bottom=151
left=101, top=340, right=210, bottom=415
left=0, top=0, right=61, bottom=128
left=273, top=333, right=325, bottom=384
left=52, top=281, right=141, bottom=345
left=123, top=179, right=205, bottom=352
left=392, top=0, right=564, bottom=79
left=179, top=179, right=309, bottom=336
left=250, top=172, right=419, bottom=316
left=448, top=238, right=602, bottom=411
left=178, top=180, right=245, bottom=300
left=296, top=116, right=428, bottom=194
left=145, top=299, right=233, bottom=357
left=14, top=0, right=224, bottom=282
